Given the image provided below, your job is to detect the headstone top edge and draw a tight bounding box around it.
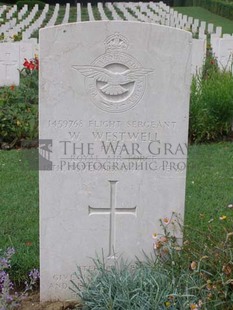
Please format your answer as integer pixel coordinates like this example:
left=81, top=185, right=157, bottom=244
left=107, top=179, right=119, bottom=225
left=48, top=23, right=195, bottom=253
left=39, top=21, right=192, bottom=39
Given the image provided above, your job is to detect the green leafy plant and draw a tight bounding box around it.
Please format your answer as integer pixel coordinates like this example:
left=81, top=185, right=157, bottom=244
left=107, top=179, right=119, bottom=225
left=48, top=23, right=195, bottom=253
left=12, top=33, right=22, bottom=42
left=202, top=44, right=219, bottom=80
left=19, top=57, right=39, bottom=105
left=71, top=255, right=207, bottom=310
left=189, top=53, right=233, bottom=143
left=0, top=57, right=39, bottom=149
left=71, top=213, right=233, bottom=309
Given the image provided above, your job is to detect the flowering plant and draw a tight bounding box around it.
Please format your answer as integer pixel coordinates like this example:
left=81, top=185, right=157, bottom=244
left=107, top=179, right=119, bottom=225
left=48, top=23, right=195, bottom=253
left=152, top=213, right=183, bottom=263
left=0, top=248, right=17, bottom=309
left=151, top=213, right=233, bottom=309
left=202, top=44, right=218, bottom=80
left=0, top=248, right=39, bottom=309
left=23, top=57, right=39, bottom=72
left=19, top=56, right=39, bottom=105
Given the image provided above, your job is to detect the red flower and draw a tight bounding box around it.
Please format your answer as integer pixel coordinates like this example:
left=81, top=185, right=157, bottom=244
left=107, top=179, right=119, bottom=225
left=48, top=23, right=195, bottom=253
left=10, top=85, right=15, bottom=91
left=23, top=58, right=30, bottom=68
left=23, top=58, right=38, bottom=70
left=28, top=61, right=35, bottom=70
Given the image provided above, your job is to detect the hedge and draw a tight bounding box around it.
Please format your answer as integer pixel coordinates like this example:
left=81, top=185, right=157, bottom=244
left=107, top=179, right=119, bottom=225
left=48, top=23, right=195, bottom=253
left=185, top=0, right=233, bottom=20
left=16, top=0, right=45, bottom=10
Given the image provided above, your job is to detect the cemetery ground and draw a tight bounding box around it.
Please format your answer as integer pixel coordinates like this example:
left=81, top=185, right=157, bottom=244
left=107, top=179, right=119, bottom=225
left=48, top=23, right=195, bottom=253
left=0, top=142, right=233, bottom=309
left=1, top=2, right=233, bottom=309
left=0, top=62, right=232, bottom=307
left=0, top=43, right=233, bottom=310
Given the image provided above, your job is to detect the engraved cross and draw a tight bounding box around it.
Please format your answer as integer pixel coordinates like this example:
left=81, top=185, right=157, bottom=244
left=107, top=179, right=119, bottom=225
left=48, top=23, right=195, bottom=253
left=88, top=180, right=137, bottom=258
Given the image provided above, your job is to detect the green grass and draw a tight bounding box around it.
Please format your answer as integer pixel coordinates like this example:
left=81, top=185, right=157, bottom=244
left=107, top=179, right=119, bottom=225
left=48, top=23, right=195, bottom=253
left=113, top=4, right=125, bottom=20
left=185, top=142, right=233, bottom=232
left=0, top=142, right=233, bottom=283
left=69, top=6, right=77, bottom=23
left=40, top=6, right=57, bottom=27
left=81, top=6, right=89, bottom=22
left=93, top=6, right=101, bottom=20
left=104, top=5, right=113, bottom=20
left=176, top=6, right=233, bottom=34
left=55, top=5, right=66, bottom=25
left=0, top=149, right=39, bottom=284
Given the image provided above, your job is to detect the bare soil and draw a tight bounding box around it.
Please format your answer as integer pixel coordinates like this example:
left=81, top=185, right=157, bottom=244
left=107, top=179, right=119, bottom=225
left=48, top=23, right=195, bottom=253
left=19, top=293, right=82, bottom=310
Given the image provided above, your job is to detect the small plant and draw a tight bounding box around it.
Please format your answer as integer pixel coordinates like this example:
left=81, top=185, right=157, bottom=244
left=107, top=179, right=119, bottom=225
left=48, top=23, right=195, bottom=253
left=11, top=34, right=22, bottom=42
left=0, top=247, right=39, bottom=310
left=202, top=44, right=218, bottom=80
left=0, top=248, right=17, bottom=309
left=19, top=57, right=39, bottom=105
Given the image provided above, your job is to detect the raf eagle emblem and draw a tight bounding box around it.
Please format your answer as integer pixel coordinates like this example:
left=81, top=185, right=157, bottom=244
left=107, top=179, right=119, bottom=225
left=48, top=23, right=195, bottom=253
left=72, top=65, right=153, bottom=96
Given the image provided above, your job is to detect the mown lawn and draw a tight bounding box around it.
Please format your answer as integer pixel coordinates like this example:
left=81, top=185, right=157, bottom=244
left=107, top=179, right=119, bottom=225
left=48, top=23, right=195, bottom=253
left=0, top=149, right=39, bottom=284
left=0, top=142, right=233, bottom=283
left=185, top=142, right=233, bottom=232
left=176, top=6, right=233, bottom=34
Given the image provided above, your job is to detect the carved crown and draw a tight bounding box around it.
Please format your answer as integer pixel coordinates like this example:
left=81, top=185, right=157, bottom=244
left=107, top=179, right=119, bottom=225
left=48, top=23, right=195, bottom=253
left=105, top=33, right=129, bottom=52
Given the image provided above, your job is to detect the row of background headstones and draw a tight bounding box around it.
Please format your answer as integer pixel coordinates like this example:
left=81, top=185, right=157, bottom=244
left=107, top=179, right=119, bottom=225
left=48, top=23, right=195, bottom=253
left=0, top=2, right=233, bottom=86
left=0, top=1, right=230, bottom=40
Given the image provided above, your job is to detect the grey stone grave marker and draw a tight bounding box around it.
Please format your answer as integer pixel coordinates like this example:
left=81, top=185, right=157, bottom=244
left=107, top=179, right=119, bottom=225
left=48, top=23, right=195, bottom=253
left=40, top=21, right=192, bottom=301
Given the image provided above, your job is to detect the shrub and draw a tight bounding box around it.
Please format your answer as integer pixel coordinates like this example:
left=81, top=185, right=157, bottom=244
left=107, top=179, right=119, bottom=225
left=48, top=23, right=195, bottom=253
left=71, top=256, right=208, bottom=309
left=191, top=0, right=233, bottom=20
left=0, top=58, right=39, bottom=149
left=174, top=0, right=186, bottom=6
left=189, top=49, right=233, bottom=143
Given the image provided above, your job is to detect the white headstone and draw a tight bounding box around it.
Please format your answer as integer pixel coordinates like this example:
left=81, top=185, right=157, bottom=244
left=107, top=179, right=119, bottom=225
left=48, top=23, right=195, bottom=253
left=216, top=26, right=222, bottom=37
left=0, top=43, right=20, bottom=86
left=211, top=34, right=220, bottom=59
left=77, top=3, right=81, bottom=22
left=193, top=18, right=199, bottom=27
left=218, top=38, right=233, bottom=71
left=19, top=41, right=35, bottom=69
left=207, top=23, right=214, bottom=34
left=199, top=28, right=206, bottom=40
left=223, top=34, right=231, bottom=38
left=192, top=23, right=198, bottom=34
left=200, top=21, right=206, bottom=30
left=191, top=38, right=206, bottom=75
left=40, top=21, right=192, bottom=301
left=188, top=16, right=193, bottom=25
